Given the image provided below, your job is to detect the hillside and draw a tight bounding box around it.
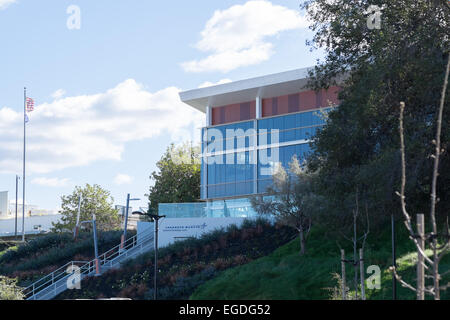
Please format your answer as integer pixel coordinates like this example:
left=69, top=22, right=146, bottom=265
left=191, top=225, right=450, bottom=300
left=56, top=219, right=296, bottom=300
left=2, top=219, right=449, bottom=300
left=0, top=230, right=126, bottom=286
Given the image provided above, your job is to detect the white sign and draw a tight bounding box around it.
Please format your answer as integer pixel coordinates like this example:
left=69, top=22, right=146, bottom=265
left=137, top=217, right=247, bottom=248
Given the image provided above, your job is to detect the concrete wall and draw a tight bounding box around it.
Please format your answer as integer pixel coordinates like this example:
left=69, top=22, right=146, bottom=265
left=0, top=214, right=63, bottom=237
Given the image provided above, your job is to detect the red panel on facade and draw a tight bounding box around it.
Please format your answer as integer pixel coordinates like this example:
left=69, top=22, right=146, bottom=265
left=262, top=87, right=341, bottom=118
left=211, top=100, right=257, bottom=126
left=320, top=86, right=340, bottom=107
left=248, top=101, right=256, bottom=119
left=212, top=107, right=221, bottom=125
left=211, top=87, right=341, bottom=125
left=225, top=103, right=239, bottom=123
left=299, top=90, right=316, bottom=111
left=288, top=94, right=300, bottom=113
left=278, top=95, right=289, bottom=115
left=262, top=98, right=273, bottom=117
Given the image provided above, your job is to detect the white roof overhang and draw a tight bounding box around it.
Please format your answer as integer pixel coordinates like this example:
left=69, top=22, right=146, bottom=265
left=179, top=67, right=318, bottom=113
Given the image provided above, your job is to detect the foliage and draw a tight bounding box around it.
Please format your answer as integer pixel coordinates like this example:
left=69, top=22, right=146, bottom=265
left=0, top=276, right=24, bottom=300
left=0, top=233, right=72, bottom=265
left=148, top=142, right=201, bottom=214
left=0, top=244, right=18, bottom=259
left=251, top=157, right=325, bottom=255
left=0, top=241, right=18, bottom=254
left=301, top=0, right=450, bottom=236
left=52, top=184, right=121, bottom=233
left=145, top=267, right=218, bottom=300
left=0, top=231, right=125, bottom=284
left=148, top=143, right=200, bottom=212
left=323, top=273, right=346, bottom=300
left=56, top=218, right=296, bottom=300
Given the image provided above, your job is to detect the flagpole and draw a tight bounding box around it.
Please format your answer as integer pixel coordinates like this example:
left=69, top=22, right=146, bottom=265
left=22, top=87, right=26, bottom=242
left=14, top=175, right=19, bottom=238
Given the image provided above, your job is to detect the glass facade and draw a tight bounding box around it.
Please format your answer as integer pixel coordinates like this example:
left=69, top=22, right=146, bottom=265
left=165, top=85, right=340, bottom=219
left=159, top=198, right=260, bottom=219
left=159, top=203, right=207, bottom=218
left=202, top=108, right=331, bottom=200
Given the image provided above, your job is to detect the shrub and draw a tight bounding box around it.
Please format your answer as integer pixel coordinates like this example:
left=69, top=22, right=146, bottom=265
left=145, top=267, right=218, bottom=300
left=232, top=255, right=249, bottom=265
left=0, top=231, right=125, bottom=284
left=118, top=283, right=148, bottom=300
left=0, top=276, right=24, bottom=300
left=56, top=219, right=297, bottom=300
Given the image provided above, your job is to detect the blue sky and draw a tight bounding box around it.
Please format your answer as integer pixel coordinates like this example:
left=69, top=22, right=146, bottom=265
left=0, top=0, right=324, bottom=211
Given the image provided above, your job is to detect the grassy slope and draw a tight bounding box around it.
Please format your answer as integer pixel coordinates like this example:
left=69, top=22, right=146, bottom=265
left=56, top=220, right=297, bottom=300
left=191, top=225, right=450, bottom=300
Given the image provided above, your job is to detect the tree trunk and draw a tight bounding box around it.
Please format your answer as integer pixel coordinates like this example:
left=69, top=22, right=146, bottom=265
left=299, top=228, right=306, bottom=255
left=341, top=249, right=347, bottom=300
left=359, top=248, right=366, bottom=300
left=417, top=214, right=425, bottom=300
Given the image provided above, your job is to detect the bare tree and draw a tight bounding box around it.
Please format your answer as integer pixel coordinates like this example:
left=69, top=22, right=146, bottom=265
left=251, top=157, right=324, bottom=255
left=391, top=53, right=450, bottom=300
left=339, top=191, right=370, bottom=300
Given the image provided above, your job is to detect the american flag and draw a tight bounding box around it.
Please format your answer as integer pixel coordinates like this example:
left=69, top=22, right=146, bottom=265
left=26, top=97, right=34, bottom=112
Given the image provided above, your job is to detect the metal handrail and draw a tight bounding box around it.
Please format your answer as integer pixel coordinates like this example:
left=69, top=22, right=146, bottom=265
left=23, top=261, right=88, bottom=296
left=99, top=231, right=140, bottom=261
left=97, top=232, right=153, bottom=268
left=24, top=230, right=154, bottom=300
left=25, top=236, right=154, bottom=300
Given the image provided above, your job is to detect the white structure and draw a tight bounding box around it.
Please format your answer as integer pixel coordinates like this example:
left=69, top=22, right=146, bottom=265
left=0, top=214, right=63, bottom=237
left=115, top=205, right=133, bottom=216
left=115, top=205, right=139, bottom=230
left=137, top=217, right=246, bottom=248
left=0, top=191, right=10, bottom=218
left=6, top=202, right=57, bottom=217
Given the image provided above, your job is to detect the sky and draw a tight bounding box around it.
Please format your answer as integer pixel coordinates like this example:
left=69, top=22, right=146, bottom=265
left=0, top=0, right=325, bottom=212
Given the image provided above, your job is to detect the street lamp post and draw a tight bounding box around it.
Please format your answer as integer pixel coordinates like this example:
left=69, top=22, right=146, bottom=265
left=132, top=209, right=165, bottom=300
left=121, top=194, right=140, bottom=249
left=80, top=214, right=100, bottom=276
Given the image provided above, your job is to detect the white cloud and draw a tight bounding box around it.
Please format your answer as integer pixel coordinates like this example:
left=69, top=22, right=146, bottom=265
left=0, top=79, right=205, bottom=175
left=0, top=0, right=16, bottom=10
left=31, top=177, right=70, bottom=187
left=113, top=174, right=133, bottom=185
left=181, top=0, right=309, bottom=73
left=198, top=79, right=232, bottom=88
left=51, top=89, right=66, bottom=100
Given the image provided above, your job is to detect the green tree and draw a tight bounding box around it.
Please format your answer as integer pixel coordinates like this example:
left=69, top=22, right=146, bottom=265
left=148, top=142, right=201, bottom=213
left=0, top=276, right=24, bottom=300
left=302, top=0, right=450, bottom=230
left=52, top=184, right=121, bottom=233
